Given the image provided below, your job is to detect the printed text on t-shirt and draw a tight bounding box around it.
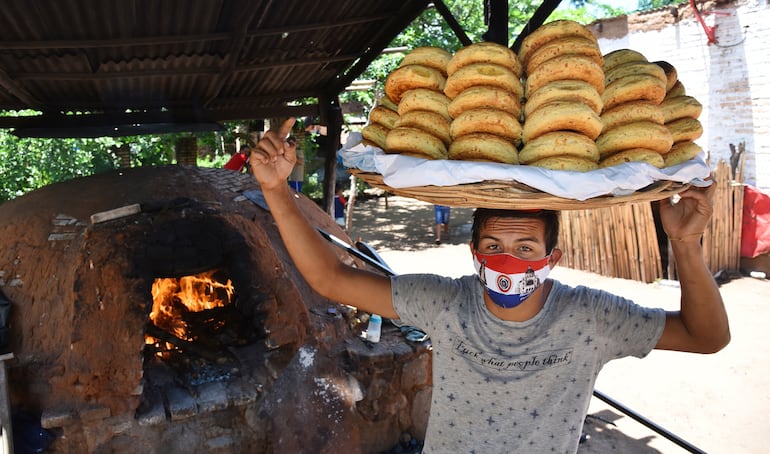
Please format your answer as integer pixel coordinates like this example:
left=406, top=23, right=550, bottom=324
left=454, top=340, right=573, bottom=371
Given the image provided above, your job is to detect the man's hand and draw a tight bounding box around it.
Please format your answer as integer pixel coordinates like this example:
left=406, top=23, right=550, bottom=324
left=250, top=118, right=297, bottom=190
left=658, top=183, right=715, bottom=242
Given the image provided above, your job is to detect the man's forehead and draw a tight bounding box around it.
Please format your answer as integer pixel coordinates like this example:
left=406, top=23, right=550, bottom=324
left=480, top=216, right=546, bottom=236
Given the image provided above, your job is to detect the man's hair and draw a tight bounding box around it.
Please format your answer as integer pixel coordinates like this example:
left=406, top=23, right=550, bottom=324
left=471, top=208, right=560, bottom=253
left=239, top=144, right=250, bottom=151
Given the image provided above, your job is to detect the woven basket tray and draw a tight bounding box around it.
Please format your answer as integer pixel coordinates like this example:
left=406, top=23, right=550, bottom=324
left=349, top=169, right=689, bottom=210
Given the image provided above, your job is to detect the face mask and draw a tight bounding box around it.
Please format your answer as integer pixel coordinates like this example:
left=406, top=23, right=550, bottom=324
left=473, top=251, right=552, bottom=309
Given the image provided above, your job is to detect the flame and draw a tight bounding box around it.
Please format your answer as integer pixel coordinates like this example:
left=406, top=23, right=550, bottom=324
left=145, top=270, right=234, bottom=353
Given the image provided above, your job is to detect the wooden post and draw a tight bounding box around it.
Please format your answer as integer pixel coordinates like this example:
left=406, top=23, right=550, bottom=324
left=345, top=174, right=357, bottom=231
left=175, top=136, right=198, bottom=166
left=115, top=143, right=131, bottom=168
left=0, top=353, right=14, bottom=454
left=320, top=95, right=343, bottom=218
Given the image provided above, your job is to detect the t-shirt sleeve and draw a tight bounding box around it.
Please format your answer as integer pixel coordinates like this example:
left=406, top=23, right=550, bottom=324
left=586, top=286, right=666, bottom=360
left=391, top=274, right=465, bottom=332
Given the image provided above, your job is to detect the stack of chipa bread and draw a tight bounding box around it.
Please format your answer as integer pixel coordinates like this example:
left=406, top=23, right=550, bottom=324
left=518, top=20, right=605, bottom=171
left=595, top=49, right=672, bottom=168
left=444, top=42, right=523, bottom=164
left=657, top=62, right=704, bottom=167
left=361, top=95, right=399, bottom=150
left=360, top=20, right=704, bottom=172
left=381, top=46, right=453, bottom=159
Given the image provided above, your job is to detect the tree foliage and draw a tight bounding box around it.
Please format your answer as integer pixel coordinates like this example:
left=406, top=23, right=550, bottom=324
left=637, top=0, right=686, bottom=12
left=0, top=115, right=240, bottom=203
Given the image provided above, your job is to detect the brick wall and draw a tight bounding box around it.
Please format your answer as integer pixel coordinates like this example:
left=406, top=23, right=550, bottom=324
left=593, top=0, right=769, bottom=192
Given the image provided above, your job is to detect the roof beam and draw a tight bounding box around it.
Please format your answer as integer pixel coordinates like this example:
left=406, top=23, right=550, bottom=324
left=14, top=53, right=360, bottom=81
left=0, top=67, right=46, bottom=110
left=433, top=0, right=472, bottom=46
left=203, top=0, right=275, bottom=106
left=0, top=104, right=320, bottom=132
left=328, top=0, right=433, bottom=96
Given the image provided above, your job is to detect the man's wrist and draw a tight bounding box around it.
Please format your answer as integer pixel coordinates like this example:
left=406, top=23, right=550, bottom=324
left=669, top=232, right=704, bottom=242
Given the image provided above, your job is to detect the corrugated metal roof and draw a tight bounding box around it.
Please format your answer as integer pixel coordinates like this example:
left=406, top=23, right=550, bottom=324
left=0, top=0, right=433, bottom=136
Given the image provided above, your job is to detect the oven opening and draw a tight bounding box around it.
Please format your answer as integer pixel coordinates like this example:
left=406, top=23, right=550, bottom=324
left=143, top=269, right=256, bottom=386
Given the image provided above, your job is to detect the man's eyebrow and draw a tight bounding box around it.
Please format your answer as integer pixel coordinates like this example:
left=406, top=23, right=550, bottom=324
left=479, top=233, right=541, bottom=243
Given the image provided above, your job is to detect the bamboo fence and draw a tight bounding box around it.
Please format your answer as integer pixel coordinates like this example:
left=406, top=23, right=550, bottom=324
left=558, top=202, right=663, bottom=283
left=560, top=152, right=746, bottom=282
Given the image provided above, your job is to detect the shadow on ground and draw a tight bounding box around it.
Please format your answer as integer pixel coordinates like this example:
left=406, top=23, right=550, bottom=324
left=578, top=409, right=664, bottom=453
left=348, top=195, right=475, bottom=252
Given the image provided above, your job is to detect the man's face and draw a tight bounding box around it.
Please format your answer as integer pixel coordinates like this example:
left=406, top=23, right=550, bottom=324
left=472, top=216, right=549, bottom=260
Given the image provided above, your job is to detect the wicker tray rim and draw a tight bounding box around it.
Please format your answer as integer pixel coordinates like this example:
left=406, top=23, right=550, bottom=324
left=348, top=169, right=689, bottom=210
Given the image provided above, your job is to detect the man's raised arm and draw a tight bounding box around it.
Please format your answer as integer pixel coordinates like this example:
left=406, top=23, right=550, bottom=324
left=655, top=185, right=730, bottom=353
left=250, top=118, right=397, bottom=319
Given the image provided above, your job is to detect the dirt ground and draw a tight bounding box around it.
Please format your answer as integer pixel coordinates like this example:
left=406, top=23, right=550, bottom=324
left=347, top=194, right=770, bottom=454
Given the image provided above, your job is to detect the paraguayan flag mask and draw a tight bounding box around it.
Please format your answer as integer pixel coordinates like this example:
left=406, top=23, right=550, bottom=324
left=473, top=251, right=552, bottom=309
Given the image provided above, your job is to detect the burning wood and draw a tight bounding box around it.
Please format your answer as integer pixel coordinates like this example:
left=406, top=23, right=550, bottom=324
left=146, top=270, right=234, bottom=357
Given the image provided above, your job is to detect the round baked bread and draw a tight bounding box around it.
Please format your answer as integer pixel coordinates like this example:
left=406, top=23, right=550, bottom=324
left=385, top=126, right=447, bottom=159
left=519, top=131, right=599, bottom=164
left=448, top=85, right=522, bottom=119
left=523, top=79, right=602, bottom=117
left=377, top=95, right=399, bottom=112
left=368, top=106, right=400, bottom=130
left=653, top=60, right=678, bottom=92
left=395, top=110, right=452, bottom=146
left=447, top=132, right=519, bottom=164
left=361, top=123, right=390, bottom=150
left=604, top=61, right=667, bottom=86
left=599, top=148, right=665, bottom=169
left=400, top=46, right=453, bottom=75
left=659, top=95, right=703, bottom=123
left=602, top=48, right=647, bottom=72
left=600, top=100, right=665, bottom=132
left=527, top=155, right=599, bottom=172
left=450, top=107, right=522, bottom=144
left=522, top=100, right=603, bottom=143
left=518, top=20, right=596, bottom=65
left=664, top=141, right=702, bottom=167
left=385, top=64, right=446, bottom=103
left=665, top=80, right=686, bottom=98
left=525, top=36, right=602, bottom=76
left=601, top=74, right=667, bottom=111
left=525, top=54, right=605, bottom=96
left=398, top=88, right=451, bottom=121
left=596, top=121, right=673, bottom=157
left=666, top=117, right=703, bottom=143
left=444, top=62, right=523, bottom=99
left=447, top=41, right=522, bottom=77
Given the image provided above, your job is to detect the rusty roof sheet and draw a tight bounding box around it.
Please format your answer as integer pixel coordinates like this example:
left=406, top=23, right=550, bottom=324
left=0, top=0, right=432, bottom=135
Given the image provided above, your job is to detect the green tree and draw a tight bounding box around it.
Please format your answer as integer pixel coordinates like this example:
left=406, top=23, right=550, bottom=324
left=637, top=0, right=686, bottom=12
left=0, top=113, right=244, bottom=203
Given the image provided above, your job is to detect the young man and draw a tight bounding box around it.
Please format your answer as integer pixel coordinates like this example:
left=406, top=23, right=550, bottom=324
left=250, top=119, right=730, bottom=453
left=434, top=204, right=450, bottom=244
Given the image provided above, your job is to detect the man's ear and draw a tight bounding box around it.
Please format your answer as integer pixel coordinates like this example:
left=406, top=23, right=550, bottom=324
left=549, top=248, right=563, bottom=268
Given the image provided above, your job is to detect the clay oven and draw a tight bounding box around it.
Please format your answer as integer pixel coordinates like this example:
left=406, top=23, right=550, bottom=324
left=0, top=166, right=431, bottom=453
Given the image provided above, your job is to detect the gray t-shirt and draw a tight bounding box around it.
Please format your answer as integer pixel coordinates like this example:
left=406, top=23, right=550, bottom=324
left=392, top=274, right=665, bottom=454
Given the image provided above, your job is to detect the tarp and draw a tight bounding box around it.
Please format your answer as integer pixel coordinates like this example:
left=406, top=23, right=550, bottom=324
left=741, top=185, right=770, bottom=258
